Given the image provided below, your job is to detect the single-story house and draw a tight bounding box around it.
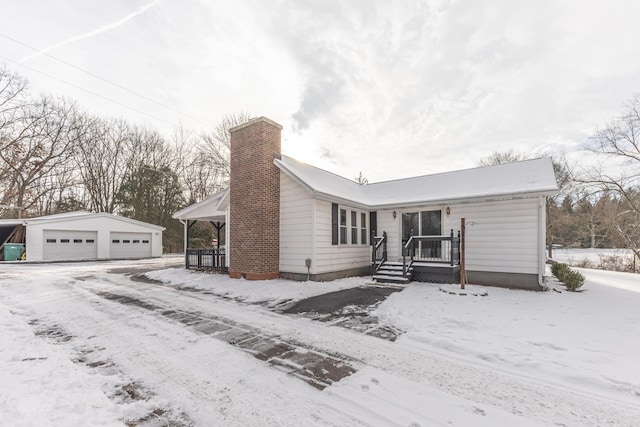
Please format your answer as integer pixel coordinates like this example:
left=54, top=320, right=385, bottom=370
left=174, top=117, right=558, bottom=290
left=0, top=211, right=164, bottom=261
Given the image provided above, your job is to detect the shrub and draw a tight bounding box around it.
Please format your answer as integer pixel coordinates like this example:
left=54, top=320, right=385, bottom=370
left=551, top=262, right=585, bottom=291
left=551, top=262, right=571, bottom=281
left=563, top=269, right=585, bottom=292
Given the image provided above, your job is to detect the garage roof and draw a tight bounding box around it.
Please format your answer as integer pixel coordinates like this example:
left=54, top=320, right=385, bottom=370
left=3, top=211, right=165, bottom=230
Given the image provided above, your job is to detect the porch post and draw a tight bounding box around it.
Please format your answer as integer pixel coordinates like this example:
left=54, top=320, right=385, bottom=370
left=183, top=220, right=188, bottom=268
left=450, top=229, right=454, bottom=266
left=460, top=217, right=466, bottom=290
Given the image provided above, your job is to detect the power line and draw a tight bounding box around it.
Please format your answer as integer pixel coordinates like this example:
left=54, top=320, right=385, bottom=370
left=0, top=54, right=172, bottom=125
left=0, top=32, right=209, bottom=127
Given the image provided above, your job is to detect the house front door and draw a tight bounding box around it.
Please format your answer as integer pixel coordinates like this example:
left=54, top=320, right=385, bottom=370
left=401, top=210, right=443, bottom=259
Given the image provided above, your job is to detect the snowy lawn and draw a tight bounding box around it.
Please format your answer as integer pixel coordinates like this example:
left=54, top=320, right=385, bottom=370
left=149, top=265, right=640, bottom=409
left=374, top=271, right=640, bottom=408
left=145, top=267, right=365, bottom=305
left=552, top=247, right=637, bottom=270
left=1, top=258, right=639, bottom=426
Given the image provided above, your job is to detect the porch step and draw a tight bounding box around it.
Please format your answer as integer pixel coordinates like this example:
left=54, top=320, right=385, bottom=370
left=372, top=274, right=411, bottom=285
left=373, top=261, right=412, bottom=284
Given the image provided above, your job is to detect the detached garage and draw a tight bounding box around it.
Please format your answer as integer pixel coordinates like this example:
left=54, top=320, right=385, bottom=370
left=5, top=211, right=165, bottom=262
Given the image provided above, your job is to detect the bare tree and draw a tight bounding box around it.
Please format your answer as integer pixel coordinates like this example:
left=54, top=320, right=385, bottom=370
left=354, top=171, right=368, bottom=185
left=477, top=149, right=525, bottom=167
left=581, top=94, right=640, bottom=259
left=75, top=117, right=131, bottom=213
left=168, top=125, right=217, bottom=204
left=0, top=65, right=30, bottom=152
left=197, top=111, right=252, bottom=185
left=0, top=96, right=84, bottom=216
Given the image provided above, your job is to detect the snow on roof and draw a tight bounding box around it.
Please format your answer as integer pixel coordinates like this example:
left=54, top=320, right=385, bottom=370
left=20, top=211, right=165, bottom=230
left=0, top=211, right=92, bottom=223
left=275, top=155, right=558, bottom=208
left=275, top=156, right=370, bottom=207
left=172, top=188, right=228, bottom=221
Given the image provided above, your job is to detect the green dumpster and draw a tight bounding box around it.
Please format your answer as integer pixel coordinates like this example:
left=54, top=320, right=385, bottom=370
left=3, top=243, right=24, bottom=261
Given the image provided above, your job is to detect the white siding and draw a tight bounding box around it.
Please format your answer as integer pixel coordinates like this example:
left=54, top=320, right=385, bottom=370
left=279, top=172, right=314, bottom=274
left=378, top=198, right=543, bottom=275
left=314, top=200, right=370, bottom=274
left=451, top=198, right=542, bottom=274
left=376, top=209, right=400, bottom=260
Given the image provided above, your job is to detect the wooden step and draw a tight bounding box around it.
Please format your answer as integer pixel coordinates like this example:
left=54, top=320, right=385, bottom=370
left=375, top=269, right=406, bottom=277
left=372, top=274, right=411, bottom=284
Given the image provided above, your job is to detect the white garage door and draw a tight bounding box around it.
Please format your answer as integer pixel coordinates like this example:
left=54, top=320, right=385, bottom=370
left=43, top=230, right=98, bottom=261
left=110, top=232, right=152, bottom=259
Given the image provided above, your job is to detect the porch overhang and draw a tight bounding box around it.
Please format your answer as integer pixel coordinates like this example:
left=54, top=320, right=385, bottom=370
left=173, top=188, right=228, bottom=223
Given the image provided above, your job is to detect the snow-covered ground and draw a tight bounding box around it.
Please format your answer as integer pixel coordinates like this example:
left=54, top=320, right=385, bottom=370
left=1, top=257, right=639, bottom=426
left=552, top=247, right=636, bottom=269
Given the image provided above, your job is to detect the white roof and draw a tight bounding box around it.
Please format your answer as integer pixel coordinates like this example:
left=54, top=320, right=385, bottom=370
left=2, top=211, right=165, bottom=230
left=172, top=189, right=228, bottom=222
left=275, top=155, right=558, bottom=208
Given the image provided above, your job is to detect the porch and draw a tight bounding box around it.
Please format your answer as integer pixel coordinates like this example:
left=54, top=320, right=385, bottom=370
left=185, top=248, right=227, bottom=273
left=372, top=229, right=461, bottom=284
left=172, top=189, right=229, bottom=274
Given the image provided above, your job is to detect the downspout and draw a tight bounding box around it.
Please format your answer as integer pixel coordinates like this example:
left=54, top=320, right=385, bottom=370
left=179, top=219, right=187, bottom=268
left=538, top=197, right=546, bottom=288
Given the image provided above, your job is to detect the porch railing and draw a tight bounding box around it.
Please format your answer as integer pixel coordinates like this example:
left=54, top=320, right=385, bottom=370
left=185, top=248, right=227, bottom=273
left=402, top=229, right=460, bottom=278
left=371, top=231, right=387, bottom=274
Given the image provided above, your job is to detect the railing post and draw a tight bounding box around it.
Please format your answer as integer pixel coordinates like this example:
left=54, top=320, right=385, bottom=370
left=450, top=229, right=454, bottom=266
left=185, top=249, right=190, bottom=269
left=410, top=228, right=414, bottom=262
left=382, top=231, right=387, bottom=262
left=197, top=249, right=202, bottom=269
left=457, top=230, right=461, bottom=265
left=402, top=243, right=406, bottom=278
left=371, top=230, right=376, bottom=267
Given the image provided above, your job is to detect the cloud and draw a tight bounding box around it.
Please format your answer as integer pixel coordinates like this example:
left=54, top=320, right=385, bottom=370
left=19, top=0, right=160, bottom=63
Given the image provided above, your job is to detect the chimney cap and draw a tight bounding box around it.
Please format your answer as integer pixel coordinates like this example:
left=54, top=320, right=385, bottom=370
left=229, top=116, right=283, bottom=133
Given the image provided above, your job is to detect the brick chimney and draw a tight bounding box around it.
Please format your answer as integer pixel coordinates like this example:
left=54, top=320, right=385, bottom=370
left=228, top=117, right=282, bottom=280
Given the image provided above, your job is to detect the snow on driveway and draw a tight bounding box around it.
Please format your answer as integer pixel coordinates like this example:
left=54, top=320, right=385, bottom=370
left=1, top=258, right=639, bottom=426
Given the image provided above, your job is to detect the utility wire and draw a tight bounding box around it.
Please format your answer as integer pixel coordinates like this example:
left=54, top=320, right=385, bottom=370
left=0, top=32, right=208, bottom=127
left=0, top=54, right=171, bottom=125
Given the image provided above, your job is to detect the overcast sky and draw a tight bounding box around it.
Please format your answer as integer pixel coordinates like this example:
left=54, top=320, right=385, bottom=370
left=1, top=0, right=639, bottom=182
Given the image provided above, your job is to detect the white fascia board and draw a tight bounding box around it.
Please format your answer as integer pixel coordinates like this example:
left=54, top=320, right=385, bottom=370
left=313, top=192, right=371, bottom=210
left=368, top=189, right=558, bottom=210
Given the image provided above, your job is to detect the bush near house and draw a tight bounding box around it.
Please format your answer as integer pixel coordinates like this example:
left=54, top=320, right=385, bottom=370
left=551, top=262, right=585, bottom=291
